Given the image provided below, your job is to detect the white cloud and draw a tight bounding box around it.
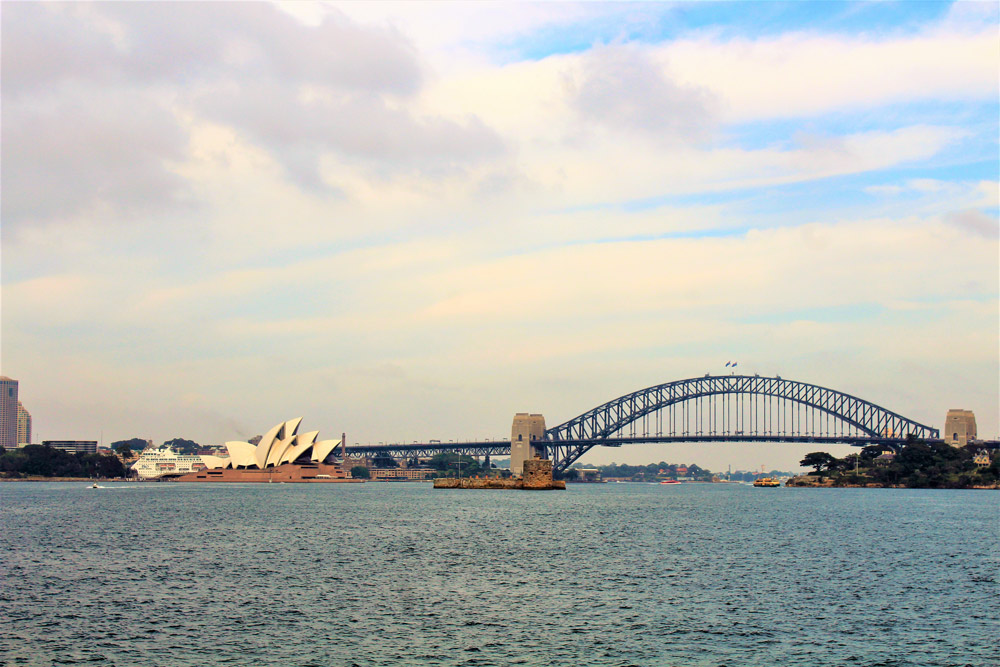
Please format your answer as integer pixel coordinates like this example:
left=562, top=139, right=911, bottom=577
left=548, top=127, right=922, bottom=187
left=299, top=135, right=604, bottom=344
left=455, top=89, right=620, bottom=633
left=2, top=4, right=997, bottom=468
left=641, top=24, right=998, bottom=122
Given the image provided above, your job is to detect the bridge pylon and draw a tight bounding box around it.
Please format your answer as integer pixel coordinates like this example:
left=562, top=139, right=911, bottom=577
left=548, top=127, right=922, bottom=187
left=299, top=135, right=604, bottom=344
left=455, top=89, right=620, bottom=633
left=510, top=413, right=546, bottom=476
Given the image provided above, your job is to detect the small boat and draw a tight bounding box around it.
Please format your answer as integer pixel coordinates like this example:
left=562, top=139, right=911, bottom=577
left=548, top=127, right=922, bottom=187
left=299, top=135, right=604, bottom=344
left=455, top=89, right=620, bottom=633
left=659, top=479, right=681, bottom=485
left=90, top=482, right=99, bottom=489
left=753, top=477, right=780, bottom=487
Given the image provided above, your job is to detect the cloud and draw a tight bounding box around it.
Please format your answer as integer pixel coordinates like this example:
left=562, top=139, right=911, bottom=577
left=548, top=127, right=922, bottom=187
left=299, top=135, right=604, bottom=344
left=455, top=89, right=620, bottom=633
left=565, top=44, right=717, bottom=141
left=945, top=209, right=999, bottom=238
left=665, top=23, right=998, bottom=122
left=194, top=81, right=504, bottom=191
left=1, top=86, right=190, bottom=227
left=2, top=2, right=422, bottom=95
left=2, top=4, right=997, bottom=460
left=1, top=2, right=501, bottom=221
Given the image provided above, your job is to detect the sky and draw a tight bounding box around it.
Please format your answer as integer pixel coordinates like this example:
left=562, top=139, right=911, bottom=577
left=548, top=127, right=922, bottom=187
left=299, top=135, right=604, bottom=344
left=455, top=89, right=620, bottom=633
left=2, top=1, right=997, bottom=472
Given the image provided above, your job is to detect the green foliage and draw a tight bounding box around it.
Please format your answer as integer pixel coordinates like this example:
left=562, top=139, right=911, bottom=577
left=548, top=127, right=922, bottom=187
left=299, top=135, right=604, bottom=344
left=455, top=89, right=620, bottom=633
left=111, top=437, right=147, bottom=451
left=112, top=438, right=146, bottom=459
left=350, top=465, right=370, bottom=479
left=807, top=442, right=997, bottom=489
left=427, top=453, right=482, bottom=478
left=592, top=461, right=714, bottom=481
left=800, top=452, right=837, bottom=474
left=0, top=445, right=126, bottom=478
left=163, top=438, right=200, bottom=454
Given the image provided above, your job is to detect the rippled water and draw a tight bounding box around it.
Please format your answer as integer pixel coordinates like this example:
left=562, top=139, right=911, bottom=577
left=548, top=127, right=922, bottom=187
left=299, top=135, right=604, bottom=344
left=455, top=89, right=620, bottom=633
left=2, top=482, right=997, bottom=666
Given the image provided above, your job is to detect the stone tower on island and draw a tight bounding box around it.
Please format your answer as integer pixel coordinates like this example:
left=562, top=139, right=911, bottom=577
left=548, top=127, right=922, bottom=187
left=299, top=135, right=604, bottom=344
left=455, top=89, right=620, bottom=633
left=510, top=413, right=546, bottom=476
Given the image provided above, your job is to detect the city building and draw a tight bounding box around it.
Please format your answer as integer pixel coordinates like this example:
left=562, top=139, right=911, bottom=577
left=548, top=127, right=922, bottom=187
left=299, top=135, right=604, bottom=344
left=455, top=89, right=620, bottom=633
left=370, top=468, right=435, bottom=481
left=0, top=377, right=18, bottom=449
left=17, top=401, right=31, bottom=446
left=944, top=409, right=977, bottom=447
left=43, top=440, right=98, bottom=454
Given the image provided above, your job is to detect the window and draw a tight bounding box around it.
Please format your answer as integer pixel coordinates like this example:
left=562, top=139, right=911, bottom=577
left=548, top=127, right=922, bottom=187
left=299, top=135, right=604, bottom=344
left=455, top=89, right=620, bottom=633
left=517, top=434, right=522, bottom=441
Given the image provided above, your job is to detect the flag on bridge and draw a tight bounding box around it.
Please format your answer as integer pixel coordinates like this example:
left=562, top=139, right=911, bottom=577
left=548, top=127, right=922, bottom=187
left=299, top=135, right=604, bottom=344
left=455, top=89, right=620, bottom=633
left=725, top=361, right=732, bottom=367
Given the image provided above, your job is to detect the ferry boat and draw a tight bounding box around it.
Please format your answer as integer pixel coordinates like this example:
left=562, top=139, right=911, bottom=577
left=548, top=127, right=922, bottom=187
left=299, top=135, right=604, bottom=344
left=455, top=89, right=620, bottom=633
left=131, top=447, right=210, bottom=479
left=753, top=477, right=781, bottom=487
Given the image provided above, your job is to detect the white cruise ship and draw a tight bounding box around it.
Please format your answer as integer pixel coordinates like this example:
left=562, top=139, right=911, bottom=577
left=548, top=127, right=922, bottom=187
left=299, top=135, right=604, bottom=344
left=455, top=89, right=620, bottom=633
left=131, top=447, right=211, bottom=479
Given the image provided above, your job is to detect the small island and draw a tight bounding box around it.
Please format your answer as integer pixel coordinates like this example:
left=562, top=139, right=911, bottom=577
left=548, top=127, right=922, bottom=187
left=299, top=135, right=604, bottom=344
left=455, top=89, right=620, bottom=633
left=787, top=440, right=999, bottom=489
left=434, top=459, right=565, bottom=490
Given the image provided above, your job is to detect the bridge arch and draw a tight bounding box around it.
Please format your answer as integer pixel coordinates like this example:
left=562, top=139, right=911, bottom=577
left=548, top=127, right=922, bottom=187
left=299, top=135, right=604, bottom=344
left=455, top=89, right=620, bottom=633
left=544, top=375, right=938, bottom=472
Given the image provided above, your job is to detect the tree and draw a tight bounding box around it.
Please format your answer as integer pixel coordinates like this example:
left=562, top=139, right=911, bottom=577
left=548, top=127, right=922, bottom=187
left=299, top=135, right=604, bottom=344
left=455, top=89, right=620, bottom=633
left=427, top=453, right=479, bottom=476
left=113, top=442, right=136, bottom=459
left=111, top=437, right=147, bottom=452
left=350, top=466, right=370, bottom=479
left=163, top=438, right=200, bottom=454
left=800, top=452, right=836, bottom=474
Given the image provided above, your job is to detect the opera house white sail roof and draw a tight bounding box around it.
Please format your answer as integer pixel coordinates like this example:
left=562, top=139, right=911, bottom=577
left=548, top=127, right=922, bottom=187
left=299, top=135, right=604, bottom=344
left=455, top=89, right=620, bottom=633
left=204, top=419, right=342, bottom=470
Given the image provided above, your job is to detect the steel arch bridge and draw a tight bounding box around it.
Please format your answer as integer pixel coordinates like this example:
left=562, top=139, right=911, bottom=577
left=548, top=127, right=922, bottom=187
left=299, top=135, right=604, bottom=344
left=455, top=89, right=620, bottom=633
left=542, top=375, right=939, bottom=473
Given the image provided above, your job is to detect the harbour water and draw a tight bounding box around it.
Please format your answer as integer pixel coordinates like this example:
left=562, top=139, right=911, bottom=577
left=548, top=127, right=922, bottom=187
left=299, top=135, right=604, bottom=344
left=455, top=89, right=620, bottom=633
left=2, top=482, right=997, bottom=666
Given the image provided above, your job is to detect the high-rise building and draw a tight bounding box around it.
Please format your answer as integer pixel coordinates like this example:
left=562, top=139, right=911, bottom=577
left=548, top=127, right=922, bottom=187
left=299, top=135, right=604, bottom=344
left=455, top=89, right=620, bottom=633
left=0, top=377, right=18, bottom=450
left=17, top=401, right=32, bottom=445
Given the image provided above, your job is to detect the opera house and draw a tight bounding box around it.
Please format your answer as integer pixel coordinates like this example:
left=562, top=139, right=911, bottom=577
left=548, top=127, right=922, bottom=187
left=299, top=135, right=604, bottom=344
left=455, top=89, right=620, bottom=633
left=175, top=418, right=359, bottom=483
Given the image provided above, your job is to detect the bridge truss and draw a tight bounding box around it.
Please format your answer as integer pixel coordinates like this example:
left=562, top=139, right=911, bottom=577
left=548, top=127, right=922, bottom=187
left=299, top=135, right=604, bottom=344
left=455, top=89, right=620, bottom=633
left=543, top=375, right=939, bottom=473
left=352, top=375, right=944, bottom=474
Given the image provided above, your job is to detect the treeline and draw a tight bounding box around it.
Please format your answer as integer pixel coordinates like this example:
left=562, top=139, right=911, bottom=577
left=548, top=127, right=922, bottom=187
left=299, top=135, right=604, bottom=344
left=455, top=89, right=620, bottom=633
left=0, top=445, right=128, bottom=479
left=592, top=462, right=715, bottom=481
left=111, top=437, right=203, bottom=455
left=425, top=453, right=503, bottom=478
left=800, top=440, right=999, bottom=488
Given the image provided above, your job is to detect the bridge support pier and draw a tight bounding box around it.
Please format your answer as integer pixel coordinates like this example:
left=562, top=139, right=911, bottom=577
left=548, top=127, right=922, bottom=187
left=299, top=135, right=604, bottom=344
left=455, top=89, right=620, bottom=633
left=511, top=413, right=546, bottom=476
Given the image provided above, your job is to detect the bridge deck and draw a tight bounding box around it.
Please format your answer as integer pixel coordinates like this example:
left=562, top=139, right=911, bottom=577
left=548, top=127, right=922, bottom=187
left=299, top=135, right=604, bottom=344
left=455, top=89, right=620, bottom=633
left=347, top=437, right=998, bottom=460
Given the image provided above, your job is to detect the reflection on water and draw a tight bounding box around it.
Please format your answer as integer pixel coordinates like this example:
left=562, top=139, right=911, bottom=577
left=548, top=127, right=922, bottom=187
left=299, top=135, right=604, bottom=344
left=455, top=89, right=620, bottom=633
left=2, top=482, right=997, bottom=666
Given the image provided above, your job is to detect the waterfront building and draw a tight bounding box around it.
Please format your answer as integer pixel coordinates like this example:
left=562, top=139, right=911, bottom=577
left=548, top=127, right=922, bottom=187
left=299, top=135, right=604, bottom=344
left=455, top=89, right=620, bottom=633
left=344, top=456, right=372, bottom=470
left=371, top=467, right=435, bottom=481
left=173, top=418, right=352, bottom=482
left=43, top=440, right=98, bottom=454
left=0, top=377, right=18, bottom=449
left=17, top=401, right=31, bottom=446
left=944, top=409, right=977, bottom=447
left=874, top=452, right=896, bottom=466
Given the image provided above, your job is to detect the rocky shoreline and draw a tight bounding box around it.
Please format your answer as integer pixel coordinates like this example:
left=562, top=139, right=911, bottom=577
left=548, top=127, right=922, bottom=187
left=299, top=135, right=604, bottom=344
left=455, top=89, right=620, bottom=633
left=786, top=475, right=999, bottom=490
